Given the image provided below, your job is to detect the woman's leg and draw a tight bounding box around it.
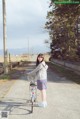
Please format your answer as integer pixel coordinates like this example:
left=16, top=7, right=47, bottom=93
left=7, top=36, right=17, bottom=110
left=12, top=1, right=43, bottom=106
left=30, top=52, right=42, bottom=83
left=38, top=89, right=47, bottom=107
left=40, top=89, right=47, bottom=102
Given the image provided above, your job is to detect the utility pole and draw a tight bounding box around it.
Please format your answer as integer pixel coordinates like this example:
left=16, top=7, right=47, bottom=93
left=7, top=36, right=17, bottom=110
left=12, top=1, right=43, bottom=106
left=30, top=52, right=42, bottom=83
left=2, top=0, right=8, bottom=74
left=28, top=39, right=30, bottom=60
left=28, top=39, right=29, bottom=56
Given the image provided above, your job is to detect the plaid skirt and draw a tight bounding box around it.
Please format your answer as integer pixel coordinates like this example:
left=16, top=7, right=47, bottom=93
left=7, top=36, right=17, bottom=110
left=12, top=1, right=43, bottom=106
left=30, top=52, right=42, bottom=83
left=37, top=79, right=47, bottom=90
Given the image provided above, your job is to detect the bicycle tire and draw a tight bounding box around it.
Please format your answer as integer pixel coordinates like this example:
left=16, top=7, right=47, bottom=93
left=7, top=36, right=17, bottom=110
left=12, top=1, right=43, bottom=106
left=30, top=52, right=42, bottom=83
left=31, top=98, right=34, bottom=113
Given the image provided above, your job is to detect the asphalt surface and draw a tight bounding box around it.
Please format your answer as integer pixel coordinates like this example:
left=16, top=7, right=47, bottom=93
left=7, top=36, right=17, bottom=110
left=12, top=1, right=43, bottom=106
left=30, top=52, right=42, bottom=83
left=0, top=62, right=80, bottom=119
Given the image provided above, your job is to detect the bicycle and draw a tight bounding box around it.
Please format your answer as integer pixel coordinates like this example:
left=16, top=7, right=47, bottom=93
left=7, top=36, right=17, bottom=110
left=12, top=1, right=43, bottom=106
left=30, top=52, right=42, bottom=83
left=28, top=75, right=37, bottom=113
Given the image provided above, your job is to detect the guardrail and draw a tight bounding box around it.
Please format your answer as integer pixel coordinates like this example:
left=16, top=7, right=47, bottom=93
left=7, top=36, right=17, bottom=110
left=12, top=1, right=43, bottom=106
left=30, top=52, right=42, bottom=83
left=51, top=59, right=80, bottom=73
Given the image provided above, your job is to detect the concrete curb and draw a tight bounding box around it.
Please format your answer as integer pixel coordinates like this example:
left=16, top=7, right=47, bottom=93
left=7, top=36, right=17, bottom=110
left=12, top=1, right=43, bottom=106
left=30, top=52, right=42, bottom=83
left=50, top=59, right=80, bottom=74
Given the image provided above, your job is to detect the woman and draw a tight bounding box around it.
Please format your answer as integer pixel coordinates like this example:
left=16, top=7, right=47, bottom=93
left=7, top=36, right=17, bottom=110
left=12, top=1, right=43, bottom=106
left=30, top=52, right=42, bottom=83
left=27, top=53, right=48, bottom=108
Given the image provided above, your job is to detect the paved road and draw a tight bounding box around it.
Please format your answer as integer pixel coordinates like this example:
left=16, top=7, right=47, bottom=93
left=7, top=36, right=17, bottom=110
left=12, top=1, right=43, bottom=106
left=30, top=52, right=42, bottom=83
left=0, top=62, right=80, bottom=119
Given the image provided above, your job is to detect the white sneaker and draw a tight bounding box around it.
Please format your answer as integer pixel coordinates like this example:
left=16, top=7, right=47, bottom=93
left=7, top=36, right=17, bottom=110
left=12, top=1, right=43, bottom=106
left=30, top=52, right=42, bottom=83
left=38, top=102, right=47, bottom=108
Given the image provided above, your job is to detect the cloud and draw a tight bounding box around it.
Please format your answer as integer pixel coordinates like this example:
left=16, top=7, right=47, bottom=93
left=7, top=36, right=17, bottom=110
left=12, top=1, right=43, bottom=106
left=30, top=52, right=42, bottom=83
left=0, top=0, right=50, bottom=53
left=6, top=0, right=46, bottom=25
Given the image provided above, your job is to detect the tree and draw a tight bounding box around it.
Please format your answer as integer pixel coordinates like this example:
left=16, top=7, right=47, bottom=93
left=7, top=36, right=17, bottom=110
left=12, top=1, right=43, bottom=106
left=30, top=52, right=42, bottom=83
left=45, top=1, right=80, bottom=61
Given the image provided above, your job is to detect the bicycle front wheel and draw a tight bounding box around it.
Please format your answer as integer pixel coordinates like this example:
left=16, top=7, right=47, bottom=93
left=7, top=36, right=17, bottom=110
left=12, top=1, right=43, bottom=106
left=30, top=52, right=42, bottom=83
left=31, top=98, right=34, bottom=113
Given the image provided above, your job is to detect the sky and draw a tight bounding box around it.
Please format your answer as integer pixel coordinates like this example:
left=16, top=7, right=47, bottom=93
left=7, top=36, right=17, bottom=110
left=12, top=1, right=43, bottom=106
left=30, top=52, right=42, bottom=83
left=0, top=0, right=50, bottom=54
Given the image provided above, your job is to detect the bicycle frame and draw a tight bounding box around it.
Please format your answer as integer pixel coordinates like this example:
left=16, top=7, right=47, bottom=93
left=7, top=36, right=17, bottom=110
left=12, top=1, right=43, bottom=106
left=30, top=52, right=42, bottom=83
left=29, top=81, right=37, bottom=102
left=29, top=81, right=37, bottom=113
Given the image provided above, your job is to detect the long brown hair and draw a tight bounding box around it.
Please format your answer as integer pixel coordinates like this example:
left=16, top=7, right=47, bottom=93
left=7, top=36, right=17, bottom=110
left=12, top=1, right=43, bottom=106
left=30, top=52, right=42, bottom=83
left=36, top=53, right=44, bottom=66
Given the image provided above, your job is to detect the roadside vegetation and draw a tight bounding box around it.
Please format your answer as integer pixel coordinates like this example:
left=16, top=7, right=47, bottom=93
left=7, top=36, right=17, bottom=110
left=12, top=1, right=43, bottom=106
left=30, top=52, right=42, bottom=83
left=45, top=1, right=80, bottom=61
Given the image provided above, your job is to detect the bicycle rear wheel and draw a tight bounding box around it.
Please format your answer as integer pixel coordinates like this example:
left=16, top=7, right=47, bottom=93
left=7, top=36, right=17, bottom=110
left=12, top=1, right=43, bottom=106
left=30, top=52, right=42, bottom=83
left=31, top=98, right=34, bottom=113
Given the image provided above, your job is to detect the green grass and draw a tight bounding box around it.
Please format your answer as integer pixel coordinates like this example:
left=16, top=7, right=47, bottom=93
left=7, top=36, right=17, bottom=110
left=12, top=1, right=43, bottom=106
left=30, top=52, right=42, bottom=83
left=49, top=62, right=80, bottom=84
left=0, top=74, right=10, bottom=80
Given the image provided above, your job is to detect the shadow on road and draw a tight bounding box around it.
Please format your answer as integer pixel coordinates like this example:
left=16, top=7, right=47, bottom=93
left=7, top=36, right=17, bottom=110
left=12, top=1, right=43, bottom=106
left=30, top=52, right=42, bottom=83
left=47, top=67, right=74, bottom=84
left=0, top=97, right=34, bottom=115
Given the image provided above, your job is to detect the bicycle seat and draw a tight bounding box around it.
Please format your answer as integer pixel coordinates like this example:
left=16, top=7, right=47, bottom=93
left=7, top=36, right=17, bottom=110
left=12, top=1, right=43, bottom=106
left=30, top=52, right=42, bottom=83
left=30, top=82, right=37, bottom=86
